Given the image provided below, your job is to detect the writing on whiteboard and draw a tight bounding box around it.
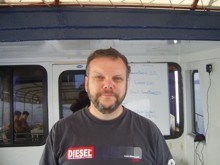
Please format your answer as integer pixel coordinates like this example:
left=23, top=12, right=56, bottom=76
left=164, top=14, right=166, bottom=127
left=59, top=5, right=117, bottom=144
left=123, top=63, right=170, bottom=135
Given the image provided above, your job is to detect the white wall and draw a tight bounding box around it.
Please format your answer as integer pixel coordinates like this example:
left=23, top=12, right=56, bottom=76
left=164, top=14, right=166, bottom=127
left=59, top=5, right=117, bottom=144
left=180, top=47, right=220, bottom=165
left=1, top=40, right=220, bottom=165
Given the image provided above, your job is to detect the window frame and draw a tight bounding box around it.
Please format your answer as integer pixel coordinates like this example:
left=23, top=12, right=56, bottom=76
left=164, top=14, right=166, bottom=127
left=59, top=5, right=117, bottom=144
left=192, top=70, right=205, bottom=135
left=0, top=65, right=48, bottom=147
left=58, top=62, right=183, bottom=139
left=59, top=70, right=87, bottom=119
left=164, top=62, right=183, bottom=139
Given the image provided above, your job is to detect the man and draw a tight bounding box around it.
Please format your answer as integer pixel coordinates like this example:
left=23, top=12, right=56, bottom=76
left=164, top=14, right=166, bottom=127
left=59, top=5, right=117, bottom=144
left=0, top=111, right=22, bottom=141
left=40, top=48, right=175, bottom=165
left=14, top=111, right=33, bottom=140
left=2, top=111, right=22, bottom=132
left=19, top=111, right=31, bottom=132
left=14, top=111, right=22, bottom=133
left=70, top=90, right=90, bottom=113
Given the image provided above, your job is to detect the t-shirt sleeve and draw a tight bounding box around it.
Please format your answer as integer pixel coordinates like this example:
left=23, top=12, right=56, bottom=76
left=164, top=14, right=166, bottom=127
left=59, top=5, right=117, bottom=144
left=39, top=126, right=59, bottom=165
left=154, top=127, right=175, bottom=165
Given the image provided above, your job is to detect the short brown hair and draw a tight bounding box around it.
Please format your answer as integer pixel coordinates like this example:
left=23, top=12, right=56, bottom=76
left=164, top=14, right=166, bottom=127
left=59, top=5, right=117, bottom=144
left=86, top=48, right=131, bottom=79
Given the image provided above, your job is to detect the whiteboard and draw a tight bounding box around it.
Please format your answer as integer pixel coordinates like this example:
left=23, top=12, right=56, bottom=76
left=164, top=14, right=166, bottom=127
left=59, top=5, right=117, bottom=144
left=123, top=63, right=170, bottom=135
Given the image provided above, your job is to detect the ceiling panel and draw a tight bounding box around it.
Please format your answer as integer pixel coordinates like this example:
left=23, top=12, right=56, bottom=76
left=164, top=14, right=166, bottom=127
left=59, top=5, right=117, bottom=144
left=0, top=0, right=220, bottom=11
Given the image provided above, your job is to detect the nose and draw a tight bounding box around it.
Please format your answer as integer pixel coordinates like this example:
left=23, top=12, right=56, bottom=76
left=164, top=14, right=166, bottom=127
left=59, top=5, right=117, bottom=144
left=103, top=80, right=113, bottom=89
left=103, top=84, right=113, bottom=89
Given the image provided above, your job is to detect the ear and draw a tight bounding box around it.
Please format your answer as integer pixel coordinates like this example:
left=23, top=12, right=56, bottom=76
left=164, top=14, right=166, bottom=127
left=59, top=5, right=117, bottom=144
left=84, top=76, right=88, bottom=92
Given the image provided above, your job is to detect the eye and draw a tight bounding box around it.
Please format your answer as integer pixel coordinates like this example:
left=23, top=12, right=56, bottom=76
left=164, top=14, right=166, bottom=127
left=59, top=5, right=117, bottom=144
left=113, top=76, right=123, bottom=82
left=94, top=75, right=104, bottom=81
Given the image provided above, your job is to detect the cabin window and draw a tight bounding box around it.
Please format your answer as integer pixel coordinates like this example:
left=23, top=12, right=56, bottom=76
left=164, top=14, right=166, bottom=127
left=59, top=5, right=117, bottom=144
left=192, top=70, right=205, bottom=135
left=59, top=70, right=88, bottom=118
left=58, top=63, right=183, bottom=139
left=166, top=63, right=183, bottom=139
left=0, top=65, right=48, bottom=146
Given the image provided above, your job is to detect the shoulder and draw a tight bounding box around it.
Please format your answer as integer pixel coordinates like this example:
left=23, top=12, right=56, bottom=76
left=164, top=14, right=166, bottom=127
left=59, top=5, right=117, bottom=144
left=19, top=118, right=25, bottom=122
left=124, top=108, right=161, bottom=134
left=52, top=108, right=87, bottom=130
left=125, top=108, right=155, bottom=124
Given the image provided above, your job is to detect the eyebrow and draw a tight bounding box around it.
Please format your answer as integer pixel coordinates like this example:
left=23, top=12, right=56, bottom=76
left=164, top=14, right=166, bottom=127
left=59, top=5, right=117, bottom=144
left=90, top=71, right=124, bottom=77
left=89, top=71, right=102, bottom=75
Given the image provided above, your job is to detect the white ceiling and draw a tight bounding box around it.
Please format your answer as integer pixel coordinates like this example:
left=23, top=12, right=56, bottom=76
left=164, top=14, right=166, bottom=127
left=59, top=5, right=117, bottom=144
left=1, top=0, right=220, bottom=11
left=0, top=40, right=219, bottom=59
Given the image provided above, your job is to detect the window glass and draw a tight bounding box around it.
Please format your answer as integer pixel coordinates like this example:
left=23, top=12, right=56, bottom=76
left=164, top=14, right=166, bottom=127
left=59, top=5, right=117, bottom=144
left=166, top=63, right=183, bottom=139
left=0, top=66, right=48, bottom=146
left=192, top=70, right=205, bottom=135
left=0, top=69, right=11, bottom=143
left=59, top=70, right=89, bottom=118
left=59, top=63, right=183, bottom=139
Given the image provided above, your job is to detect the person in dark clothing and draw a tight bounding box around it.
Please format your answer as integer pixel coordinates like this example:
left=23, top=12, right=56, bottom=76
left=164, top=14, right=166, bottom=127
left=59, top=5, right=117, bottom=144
left=40, top=48, right=175, bottom=165
left=70, top=90, right=90, bottom=113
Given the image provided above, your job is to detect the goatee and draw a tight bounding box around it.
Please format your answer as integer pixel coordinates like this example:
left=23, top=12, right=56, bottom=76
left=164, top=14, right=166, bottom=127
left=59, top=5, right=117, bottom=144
left=87, top=90, right=125, bottom=114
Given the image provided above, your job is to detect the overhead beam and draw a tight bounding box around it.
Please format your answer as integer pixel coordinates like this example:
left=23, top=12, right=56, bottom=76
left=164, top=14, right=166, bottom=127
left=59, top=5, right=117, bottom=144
left=191, top=0, right=199, bottom=10
left=0, top=7, right=220, bottom=42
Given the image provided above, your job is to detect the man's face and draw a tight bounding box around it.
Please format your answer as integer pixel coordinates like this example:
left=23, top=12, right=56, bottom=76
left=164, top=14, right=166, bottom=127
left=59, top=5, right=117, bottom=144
left=85, top=57, right=128, bottom=114
left=14, top=115, right=20, bottom=120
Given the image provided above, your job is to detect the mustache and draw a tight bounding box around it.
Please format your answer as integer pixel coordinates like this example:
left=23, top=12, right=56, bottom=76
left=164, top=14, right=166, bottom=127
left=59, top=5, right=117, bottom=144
left=97, top=90, right=116, bottom=97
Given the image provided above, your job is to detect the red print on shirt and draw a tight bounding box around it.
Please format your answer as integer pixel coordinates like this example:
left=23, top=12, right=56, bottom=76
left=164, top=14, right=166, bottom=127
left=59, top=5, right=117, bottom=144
left=66, top=146, right=94, bottom=160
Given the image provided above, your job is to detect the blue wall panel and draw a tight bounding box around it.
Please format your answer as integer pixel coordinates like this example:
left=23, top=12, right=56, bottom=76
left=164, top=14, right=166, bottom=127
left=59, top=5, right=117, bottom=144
left=0, top=7, right=220, bottom=41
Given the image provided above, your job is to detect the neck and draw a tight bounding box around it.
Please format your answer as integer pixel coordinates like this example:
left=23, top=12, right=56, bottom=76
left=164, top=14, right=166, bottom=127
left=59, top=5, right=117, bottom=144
left=89, top=104, right=124, bottom=121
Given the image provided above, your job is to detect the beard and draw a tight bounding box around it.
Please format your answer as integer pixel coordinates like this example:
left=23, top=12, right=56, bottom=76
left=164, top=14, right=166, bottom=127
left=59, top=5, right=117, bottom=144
left=87, top=88, right=126, bottom=114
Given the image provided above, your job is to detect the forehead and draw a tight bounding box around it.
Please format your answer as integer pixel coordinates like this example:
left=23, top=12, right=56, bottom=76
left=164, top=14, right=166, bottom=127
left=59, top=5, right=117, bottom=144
left=89, top=57, right=127, bottom=75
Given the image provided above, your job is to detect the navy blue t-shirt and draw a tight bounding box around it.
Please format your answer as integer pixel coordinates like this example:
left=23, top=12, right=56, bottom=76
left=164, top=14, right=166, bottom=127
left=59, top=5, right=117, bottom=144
left=40, top=107, right=174, bottom=165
